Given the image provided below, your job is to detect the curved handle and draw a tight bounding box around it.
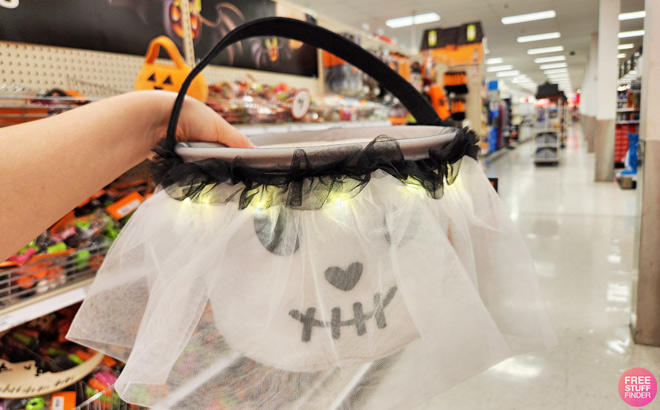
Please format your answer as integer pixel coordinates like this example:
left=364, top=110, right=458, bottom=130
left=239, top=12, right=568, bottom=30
left=145, top=36, right=188, bottom=69
left=166, top=17, right=442, bottom=146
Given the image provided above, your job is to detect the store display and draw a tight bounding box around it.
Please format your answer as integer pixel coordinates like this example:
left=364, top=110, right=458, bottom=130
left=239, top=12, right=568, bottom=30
left=443, top=71, right=468, bottom=95
left=206, top=78, right=389, bottom=125
left=68, top=17, right=554, bottom=410
left=0, top=171, right=153, bottom=310
left=534, top=105, right=561, bottom=165
left=0, top=305, right=143, bottom=409
left=134, top=36, right=208, bottom=102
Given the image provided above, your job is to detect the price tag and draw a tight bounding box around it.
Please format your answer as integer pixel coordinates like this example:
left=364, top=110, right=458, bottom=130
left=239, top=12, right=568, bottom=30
left=291, top=89, right=311, bottom=120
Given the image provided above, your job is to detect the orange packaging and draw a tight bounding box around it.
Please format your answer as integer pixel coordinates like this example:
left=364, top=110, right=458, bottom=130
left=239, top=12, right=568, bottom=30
left=51, top=391, right=76, bottom=410
left=105, top=192, right=145, bottom=220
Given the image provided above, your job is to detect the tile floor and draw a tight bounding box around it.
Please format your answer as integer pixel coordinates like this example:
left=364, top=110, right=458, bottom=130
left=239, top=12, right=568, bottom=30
left=417, top=127, right=660, bottom=409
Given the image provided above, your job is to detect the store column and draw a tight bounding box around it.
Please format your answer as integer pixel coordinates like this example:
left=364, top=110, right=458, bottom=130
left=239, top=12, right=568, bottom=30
left=583, top=33, right=598, bottom=152
left=594, top=0, right=620, bottom=181
left=635, top=0, right=660, bottom=347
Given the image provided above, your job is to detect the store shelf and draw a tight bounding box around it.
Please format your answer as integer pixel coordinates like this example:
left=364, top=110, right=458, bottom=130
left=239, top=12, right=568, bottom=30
left=534, top=158, right=559, bottom=163
left=617, top=108, right=639, bottom=113
left=236, top=120, right=393, bottom=136
left=617, top=121, right=640, bottom=125
left=0, top=278, right=92, bottom=332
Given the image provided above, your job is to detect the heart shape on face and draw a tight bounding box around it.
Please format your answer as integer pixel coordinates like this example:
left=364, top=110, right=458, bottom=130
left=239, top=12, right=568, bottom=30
left=324, top=262, right=363, bottom=291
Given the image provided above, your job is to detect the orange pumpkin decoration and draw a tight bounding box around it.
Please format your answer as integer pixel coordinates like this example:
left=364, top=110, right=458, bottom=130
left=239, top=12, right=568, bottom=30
left=134, top=36, right=208, bottom=102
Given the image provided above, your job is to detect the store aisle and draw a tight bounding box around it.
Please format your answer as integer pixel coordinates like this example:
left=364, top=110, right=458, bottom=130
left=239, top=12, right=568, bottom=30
left=418, top=127, right=660, bottom=410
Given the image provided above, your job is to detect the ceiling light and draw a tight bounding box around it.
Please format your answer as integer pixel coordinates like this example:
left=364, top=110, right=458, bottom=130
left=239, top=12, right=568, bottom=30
left=619, top=11, right=645, bottom=20
left=618, top=30, right=644, bottom=38
left=527, top=46, right=564, bottom=55
left=618, top=43, right=634, bottom=50
left=486, top=58, right=504, bottom=65
left=618, top=53, right=626, bottom=58
left=539, top=62, right=567, bottom=70
left=385, top=12, right=440, bottom=28
left=544, top=68, right=568, bottom=74
left=517, top=32, right=561, bottom=43
left=534, top=55, right=566, bottom=63
left=502, top=10, right=556, bottom=25
left=496, top=70, right=521, bottom=77
left=487, top=65, right=514, bottom=72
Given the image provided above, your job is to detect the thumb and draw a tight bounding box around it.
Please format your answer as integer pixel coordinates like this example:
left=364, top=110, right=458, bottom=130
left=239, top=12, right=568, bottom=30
left=213, top=115, right=254, bottom=148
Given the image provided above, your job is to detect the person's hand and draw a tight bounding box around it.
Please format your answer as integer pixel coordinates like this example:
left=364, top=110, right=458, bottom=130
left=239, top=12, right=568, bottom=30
left=150, top=91, right=253, bottom=148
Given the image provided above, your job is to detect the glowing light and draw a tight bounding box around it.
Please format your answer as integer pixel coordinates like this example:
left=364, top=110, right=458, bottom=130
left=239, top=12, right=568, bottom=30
left=527, top=46, right=564, bottom=55
left=517, top=32, right=561, bottom=43
left=502, top=10, right=556, bottom=25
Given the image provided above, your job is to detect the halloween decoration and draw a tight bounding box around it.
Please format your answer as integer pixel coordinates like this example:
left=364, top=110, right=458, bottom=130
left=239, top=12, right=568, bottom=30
left=134, top=36, right=208, bottom=102
left=163, top=0, right=202, bottom=44
left=69, top=18, right=556, bottom=409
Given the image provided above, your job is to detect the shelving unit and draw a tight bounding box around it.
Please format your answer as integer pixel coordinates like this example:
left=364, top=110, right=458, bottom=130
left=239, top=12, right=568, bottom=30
left=534, top=105, right=560, bottom=165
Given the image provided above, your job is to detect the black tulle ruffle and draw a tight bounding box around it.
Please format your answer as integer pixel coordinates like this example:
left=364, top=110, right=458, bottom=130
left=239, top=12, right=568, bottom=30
left=151, top=128, right=480, bottom=209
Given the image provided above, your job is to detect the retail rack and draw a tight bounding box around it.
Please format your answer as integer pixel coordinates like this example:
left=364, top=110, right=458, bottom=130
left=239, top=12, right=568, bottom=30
left=534, top=105, right=561, bottom=165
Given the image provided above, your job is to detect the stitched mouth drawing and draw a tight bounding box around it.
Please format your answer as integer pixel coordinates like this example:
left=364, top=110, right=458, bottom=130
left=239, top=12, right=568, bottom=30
left=289, top=260, right=398, bottom=342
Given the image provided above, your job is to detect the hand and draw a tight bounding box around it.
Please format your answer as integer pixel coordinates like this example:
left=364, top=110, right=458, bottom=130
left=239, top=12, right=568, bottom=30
left=146, top=90, right=253, bottom=148
left=173, top=93, right=253, bottom=148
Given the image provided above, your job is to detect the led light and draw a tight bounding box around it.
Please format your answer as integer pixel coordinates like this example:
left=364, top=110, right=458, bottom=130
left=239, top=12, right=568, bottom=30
left=544, top=68, right=568, bottom=74
left=534, top=55, right=565, bottom=63
left=618, top=43, right=634, bottom=50
left=486, top=58, right=504, bottom=65
left=618, top=53, right=626, bottom=58
left=618, top=30, right=644, bottom=38
left=517, top=32, right=561, bottom=43
left=619, top=11, right=645, bottom=21
left=496, top=70, right=521, bottom=77
left=487, top=65, right=514, bottom=72
left=539, top=62, right=567, bottom=70
left=386, top=12, right=440, bottom=28
left=502, top=10, right=556, bottom=25
left=527, top=46, right=564, bottom=55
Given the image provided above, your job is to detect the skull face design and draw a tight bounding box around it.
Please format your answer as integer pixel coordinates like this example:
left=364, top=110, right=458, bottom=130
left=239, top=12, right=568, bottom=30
left=209, top=185, right=426, bottom=372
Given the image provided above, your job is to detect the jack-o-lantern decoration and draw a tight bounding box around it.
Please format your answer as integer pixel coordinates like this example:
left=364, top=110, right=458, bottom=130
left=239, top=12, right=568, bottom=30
left=134, top=36, right=208, bottom=102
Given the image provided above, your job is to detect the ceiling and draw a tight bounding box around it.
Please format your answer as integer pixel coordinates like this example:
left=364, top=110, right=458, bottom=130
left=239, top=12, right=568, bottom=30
left=285, top=0, right=645, bottom=94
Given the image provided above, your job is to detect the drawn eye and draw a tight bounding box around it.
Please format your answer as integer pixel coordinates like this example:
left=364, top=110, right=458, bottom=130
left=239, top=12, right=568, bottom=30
left=163, top=75, right=173, bottom=85
left=383, top=212, right=419, bottom=247
left=147, top=73, right=156, bottom=82
left=254, top=207, right=299, bottom=256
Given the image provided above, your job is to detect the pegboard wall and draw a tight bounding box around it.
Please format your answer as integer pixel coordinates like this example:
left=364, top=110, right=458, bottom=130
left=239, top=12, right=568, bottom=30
left=0, top=40, right=321, bottom=97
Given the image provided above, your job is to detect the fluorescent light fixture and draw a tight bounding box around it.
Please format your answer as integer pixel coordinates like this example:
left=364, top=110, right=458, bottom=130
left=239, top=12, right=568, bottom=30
left=496, top=70, right=521, bottom=77
left=618, top=30, right=644, bottom=38
left=527, top=46, right=564, bottom=55
left=386, top=12, right=440, bottom=28
left=487, top=65, right=514, bottom=72
left=618, top=43, right=634, bottom=50
left=618, top=53, right=626, bottom=58
left=534, top=55, right=566, bottom=63
left=502, top=10, right=556, bottom=25
left=544, top=68, right=568, bottom=74
left=539, top=62, right=567, bottom=70
left=486, top=58, right=504, bottom=65
left=619, top=11, right=645, bottom=20
left=517, top=32, right=560, bottom=43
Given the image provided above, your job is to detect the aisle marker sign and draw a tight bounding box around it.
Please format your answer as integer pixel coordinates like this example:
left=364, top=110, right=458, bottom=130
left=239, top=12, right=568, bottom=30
left=619, top=368, right=657, bottom=407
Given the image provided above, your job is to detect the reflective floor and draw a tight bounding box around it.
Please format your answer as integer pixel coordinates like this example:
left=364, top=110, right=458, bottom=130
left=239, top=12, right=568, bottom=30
left=418, top=127, right=660, bottom=409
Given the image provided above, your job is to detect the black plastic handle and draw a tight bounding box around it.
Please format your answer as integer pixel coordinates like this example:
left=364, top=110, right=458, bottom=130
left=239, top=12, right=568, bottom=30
left=165, top=17, right=442, bottom=146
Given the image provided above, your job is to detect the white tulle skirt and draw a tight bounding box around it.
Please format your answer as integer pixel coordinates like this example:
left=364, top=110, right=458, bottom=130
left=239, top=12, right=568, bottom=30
left=68, top=157, right=556, bottom=409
